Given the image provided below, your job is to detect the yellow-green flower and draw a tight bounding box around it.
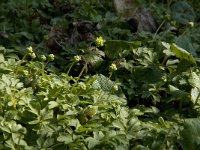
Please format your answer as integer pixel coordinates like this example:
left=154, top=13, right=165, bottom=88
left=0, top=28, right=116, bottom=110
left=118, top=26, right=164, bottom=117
left=187, top=22, right=194, bottom=28
left=109, top=63, right=117, bottom=72
left=30, top=53, right=36, bottom=59
left=95, top=36, right=105, bottom=47
left=48, top=54, right=55, bottom=61
left=40, top=55, right=47, bottom=61
left=73, top=55, right=81, bottom=62
left=112, top=84, right=118, bottom=91
left=27, top=46, right=33, bottom=53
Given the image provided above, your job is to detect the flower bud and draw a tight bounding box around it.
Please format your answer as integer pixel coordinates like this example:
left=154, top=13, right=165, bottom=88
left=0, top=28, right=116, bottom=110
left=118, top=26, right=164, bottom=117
left=30, top=53, right=36, bottom=59
left=73, top=55, right=81, bottom=63
left=23, top=70, right=29, bottom=76
left=109, top=63, right=117, bottom=72
left=27, top=46, right=33, bottom=53
left=112, top=84, right=118, bottom=91
left=78, top=82, right=86, bottom=90
left=187, top=22, right=194, bottom=28
left=48, top=54, right=55, bottom=61
left=40, top=55, right=47, bottom=61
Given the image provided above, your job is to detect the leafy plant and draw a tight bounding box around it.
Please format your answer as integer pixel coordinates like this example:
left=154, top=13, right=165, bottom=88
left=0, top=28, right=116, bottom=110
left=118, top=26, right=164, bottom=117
left=0, top=0, right=200, bottom=149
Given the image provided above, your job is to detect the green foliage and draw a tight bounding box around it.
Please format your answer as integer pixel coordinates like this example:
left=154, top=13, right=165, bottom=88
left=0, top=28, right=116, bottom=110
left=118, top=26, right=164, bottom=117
left=0, top=0, right=200, bottom=149
left=181, top=118, right=200, bottom=150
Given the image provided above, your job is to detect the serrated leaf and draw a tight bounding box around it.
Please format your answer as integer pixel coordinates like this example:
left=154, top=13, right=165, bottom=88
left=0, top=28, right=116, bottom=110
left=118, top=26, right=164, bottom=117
left=92, top=74, right=114, bottom=91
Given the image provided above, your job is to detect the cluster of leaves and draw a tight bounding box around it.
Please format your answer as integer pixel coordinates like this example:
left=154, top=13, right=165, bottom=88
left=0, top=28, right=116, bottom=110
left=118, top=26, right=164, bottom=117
left=0, top=47, right=181, bottom=149
left=1, top=0, right=200, bottom=149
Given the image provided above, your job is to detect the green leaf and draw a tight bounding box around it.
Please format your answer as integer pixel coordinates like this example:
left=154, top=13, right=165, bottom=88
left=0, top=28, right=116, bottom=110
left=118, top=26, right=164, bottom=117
left=171, top=1, right=196, bottom=24
left=105, top=40, right=141, bottom=59
left=170, top=43, right=196, bottom=65
left=0, top=53, right=4, bottom=62
left=175, top=35, right=197, bottom=56
left=191, top=87, right=199, bottom=105
left=188, top=72, right=200, bottom=90
left=57, top=133, right=73, bottom=144
left=181, top=118, right=200, bottom=150
left=85, top=137, right=100, bottom=149
left=28, top=102, right=41, bottom=116
left=92, top=74, right=114, bottom=92
left=48, top=101, right=58, bottom=109
left=168, top=85, right=188, bottom=98
left=12, top=133, right=27, bottom=146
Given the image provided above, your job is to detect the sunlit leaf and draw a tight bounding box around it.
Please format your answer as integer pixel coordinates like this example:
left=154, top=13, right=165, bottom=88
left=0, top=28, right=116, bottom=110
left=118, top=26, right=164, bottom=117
left=170, top=43, right=196, bottom=65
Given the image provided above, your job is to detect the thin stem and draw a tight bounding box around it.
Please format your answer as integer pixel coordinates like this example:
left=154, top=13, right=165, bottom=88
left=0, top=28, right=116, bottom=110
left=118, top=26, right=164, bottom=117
left=108, top=72, right=113, bottom=79
left=76, top=63, right=87, bottom=83
left=42, top=60, right=50, bottom=77
left=153, top=19, right=166, bottom=39
left=67, top=62, right=74, bottom=75
left=15, top=53, right=28, bottom=75
left=161, top=55, right=168, bottom=65
left=71, top=63, right=87, bottom=92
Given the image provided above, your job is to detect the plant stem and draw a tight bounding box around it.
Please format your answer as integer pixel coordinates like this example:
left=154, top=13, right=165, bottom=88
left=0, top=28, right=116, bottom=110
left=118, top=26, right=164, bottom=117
left=41, top=61, right=49, bottom=77
left=153, top=19, right=166, bottom=39
left=15, top=53, right=28, bottom=75
left=109, top=72, right=113, bottom=79
left=71, top=63, right=87, bottom=92
left=67, top=62, right=74, bottom=75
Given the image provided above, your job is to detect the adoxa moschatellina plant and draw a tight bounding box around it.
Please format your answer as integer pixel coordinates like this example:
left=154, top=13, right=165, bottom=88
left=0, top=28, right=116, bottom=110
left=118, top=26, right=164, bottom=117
left=14, top=46, right=55, bottom=78
left=69, top=36, right=106, bottom=92
left=14, top=46, right=36, bottom=75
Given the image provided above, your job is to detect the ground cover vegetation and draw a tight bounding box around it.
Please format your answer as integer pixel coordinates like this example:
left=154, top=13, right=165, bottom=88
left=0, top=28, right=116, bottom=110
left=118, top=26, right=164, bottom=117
left=0, top=0, right=200, bottom=149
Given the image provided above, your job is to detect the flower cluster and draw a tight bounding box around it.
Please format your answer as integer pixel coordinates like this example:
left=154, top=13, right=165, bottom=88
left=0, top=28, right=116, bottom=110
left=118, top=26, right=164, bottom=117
left=95, top=36, right=105, bottom=47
